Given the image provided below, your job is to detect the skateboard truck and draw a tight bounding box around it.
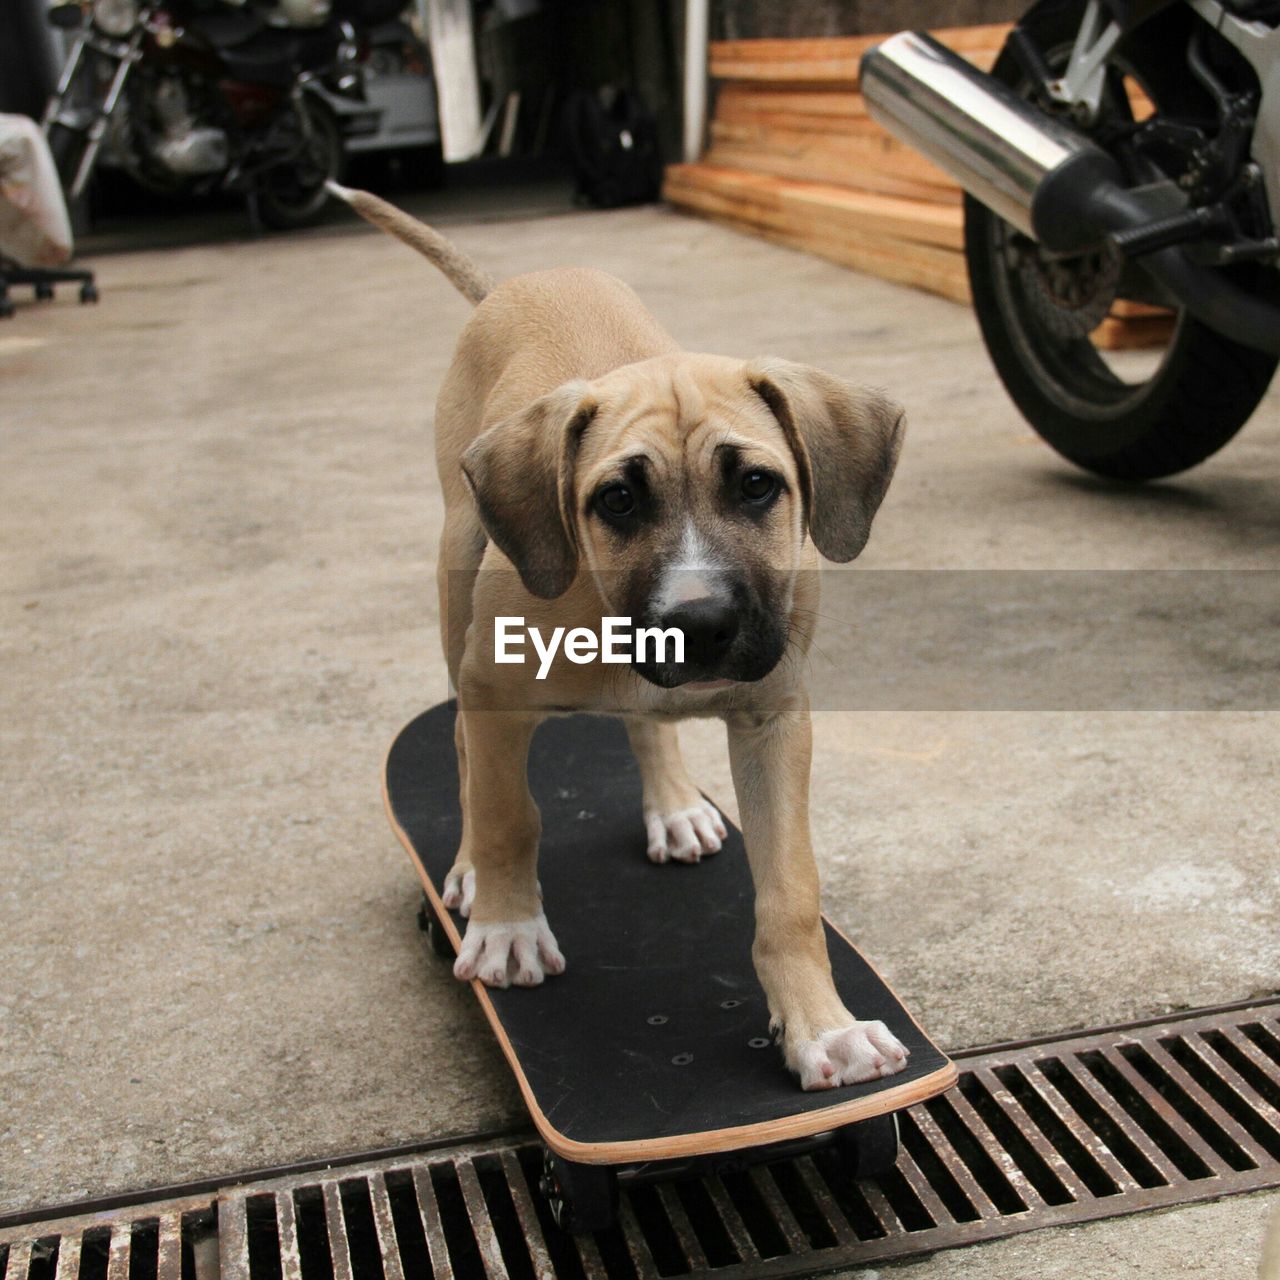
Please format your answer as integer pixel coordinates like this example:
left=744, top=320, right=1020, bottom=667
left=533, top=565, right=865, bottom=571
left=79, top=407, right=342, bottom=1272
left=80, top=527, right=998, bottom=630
left=388, top=703, right=958, bottom=1234
left=535, top=1119, right=903, bottom=1234
left=416, top=894, right=456, bottom=961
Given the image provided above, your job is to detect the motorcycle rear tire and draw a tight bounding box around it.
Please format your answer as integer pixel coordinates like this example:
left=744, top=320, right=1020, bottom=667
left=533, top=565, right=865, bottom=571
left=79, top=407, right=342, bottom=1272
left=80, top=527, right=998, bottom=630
left=964, top=0, right=1278, bottom=481
left=258, top=98, right=343, bottom=231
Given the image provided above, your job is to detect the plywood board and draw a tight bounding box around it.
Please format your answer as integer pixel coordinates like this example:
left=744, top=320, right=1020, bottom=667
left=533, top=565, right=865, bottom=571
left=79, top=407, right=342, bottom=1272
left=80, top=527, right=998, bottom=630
left=709, top=25, right=1008, bottom=83
left=665, top=164, right=963, bottom=249
left=709, top=120, right=960, bottom=190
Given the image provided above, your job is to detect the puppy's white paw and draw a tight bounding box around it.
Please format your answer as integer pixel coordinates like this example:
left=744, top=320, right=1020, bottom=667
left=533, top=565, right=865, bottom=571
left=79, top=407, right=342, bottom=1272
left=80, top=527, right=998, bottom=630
left=453, top=913, right=566, bottom=988
left=442, top=867, right=475, bottom=917
left=793, top=1021, right=910, bottom=1091
left=646, top=798, right=727, bottom=864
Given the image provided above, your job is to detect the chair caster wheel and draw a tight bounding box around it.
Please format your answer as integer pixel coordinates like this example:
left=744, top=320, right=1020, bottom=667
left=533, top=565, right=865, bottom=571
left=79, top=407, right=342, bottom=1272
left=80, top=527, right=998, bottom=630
left=836, top=1112, right=900, bottom=1179
left=35, top=283, right=54, bottom=301
left=0, top=298, right=14, bottom=319
left=539, top=1149, right=617, bottom=1234
left=80, top=283, right=98, bottom=304
left=417, top=893, right=456, bottom=960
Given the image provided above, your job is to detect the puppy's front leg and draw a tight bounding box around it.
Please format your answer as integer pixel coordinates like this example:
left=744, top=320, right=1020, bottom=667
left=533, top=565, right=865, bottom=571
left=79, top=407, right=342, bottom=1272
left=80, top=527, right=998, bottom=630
left=727, top=696, right=909, bottom=1090
left=451, top=707, right=565, bottom=989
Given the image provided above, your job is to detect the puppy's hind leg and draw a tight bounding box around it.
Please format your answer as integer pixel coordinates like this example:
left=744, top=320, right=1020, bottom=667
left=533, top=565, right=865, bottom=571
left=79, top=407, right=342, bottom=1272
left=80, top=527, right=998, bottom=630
left=437, top=511, right=486, bottom=915
left=442, top=710, right=476, bottom=915
left=625, top=719, right=727, bottom=864
left=437, top=508, right=486, bottom=689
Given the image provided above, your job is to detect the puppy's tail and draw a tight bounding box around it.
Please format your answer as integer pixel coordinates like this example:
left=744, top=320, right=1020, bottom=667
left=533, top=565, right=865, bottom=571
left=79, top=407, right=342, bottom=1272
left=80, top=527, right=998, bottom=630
left=325, top=180, right=495, bottom=306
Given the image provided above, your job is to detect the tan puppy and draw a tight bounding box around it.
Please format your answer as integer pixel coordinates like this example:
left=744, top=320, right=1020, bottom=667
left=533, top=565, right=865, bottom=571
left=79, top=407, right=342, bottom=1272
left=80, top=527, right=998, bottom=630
left=332, top=182, right=908, bottom=1091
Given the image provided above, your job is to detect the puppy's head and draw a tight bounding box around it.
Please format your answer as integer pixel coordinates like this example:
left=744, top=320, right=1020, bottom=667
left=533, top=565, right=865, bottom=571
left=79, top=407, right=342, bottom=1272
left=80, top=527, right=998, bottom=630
left=462, top=354, right=904, bottom=688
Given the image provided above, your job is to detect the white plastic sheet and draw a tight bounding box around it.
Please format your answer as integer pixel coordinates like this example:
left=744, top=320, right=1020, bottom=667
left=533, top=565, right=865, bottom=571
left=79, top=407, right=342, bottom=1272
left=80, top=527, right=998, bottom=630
left=0, top=113, right=73, bottom=267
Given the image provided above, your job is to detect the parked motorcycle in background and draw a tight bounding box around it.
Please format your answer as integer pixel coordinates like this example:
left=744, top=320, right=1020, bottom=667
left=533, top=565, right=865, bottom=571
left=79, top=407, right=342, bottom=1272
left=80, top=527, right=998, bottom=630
left=42, top=0, right=390, bottom=228
left=863, top=0, right=1280, bottom=480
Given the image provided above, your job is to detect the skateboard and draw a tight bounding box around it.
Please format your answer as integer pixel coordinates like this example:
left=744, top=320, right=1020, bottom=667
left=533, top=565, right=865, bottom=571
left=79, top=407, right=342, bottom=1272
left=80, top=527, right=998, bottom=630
left=383, top=702, right=957, bottom=1233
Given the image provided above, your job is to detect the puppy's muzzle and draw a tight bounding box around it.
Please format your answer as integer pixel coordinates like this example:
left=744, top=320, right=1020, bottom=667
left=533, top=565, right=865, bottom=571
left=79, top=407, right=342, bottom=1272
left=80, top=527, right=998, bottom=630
left=664, top=598, right=740, bottom=669
left=631, top=577, right=787, bottom=689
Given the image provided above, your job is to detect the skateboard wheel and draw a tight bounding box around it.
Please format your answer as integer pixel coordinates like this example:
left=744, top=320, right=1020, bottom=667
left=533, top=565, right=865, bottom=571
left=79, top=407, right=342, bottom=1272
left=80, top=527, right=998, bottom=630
left=417, top=894, right=456, bottom=960
left=836, top=1113, right=900, bottom=1179
left=539, top=1150, right=618, bottom=1234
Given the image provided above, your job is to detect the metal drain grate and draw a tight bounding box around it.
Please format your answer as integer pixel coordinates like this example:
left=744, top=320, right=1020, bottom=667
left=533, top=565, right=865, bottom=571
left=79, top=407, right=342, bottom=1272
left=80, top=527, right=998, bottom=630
left=4, top=1001, right=1279, bottom=1280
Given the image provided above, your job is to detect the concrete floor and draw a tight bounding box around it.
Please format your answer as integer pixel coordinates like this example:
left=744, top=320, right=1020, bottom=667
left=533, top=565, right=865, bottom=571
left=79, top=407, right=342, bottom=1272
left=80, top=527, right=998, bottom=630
left=1, top=192, right=1277, bottom=1273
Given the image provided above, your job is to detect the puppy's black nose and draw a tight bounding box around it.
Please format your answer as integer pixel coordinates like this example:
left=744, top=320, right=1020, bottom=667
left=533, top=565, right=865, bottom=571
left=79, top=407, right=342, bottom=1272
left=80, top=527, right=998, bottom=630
left=665, top=598, right=739, bottom=669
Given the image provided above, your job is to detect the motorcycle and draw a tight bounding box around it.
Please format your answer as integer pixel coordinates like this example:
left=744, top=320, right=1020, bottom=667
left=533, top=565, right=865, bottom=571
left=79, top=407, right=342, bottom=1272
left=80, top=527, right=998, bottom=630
left=862, top=0, right=1280, bottom=480
left=42, top=0, right=380, bottom=229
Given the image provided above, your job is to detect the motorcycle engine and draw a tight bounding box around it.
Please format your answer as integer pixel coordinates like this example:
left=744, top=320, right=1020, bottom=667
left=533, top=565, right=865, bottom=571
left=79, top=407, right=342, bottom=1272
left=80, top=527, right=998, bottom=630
left=150, top=76, right=230, bottom=177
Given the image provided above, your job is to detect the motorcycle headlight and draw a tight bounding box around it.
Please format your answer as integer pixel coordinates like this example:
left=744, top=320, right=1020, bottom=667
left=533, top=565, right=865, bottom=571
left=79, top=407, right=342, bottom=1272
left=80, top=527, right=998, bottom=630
left=91, top=0, right=138, bottom=36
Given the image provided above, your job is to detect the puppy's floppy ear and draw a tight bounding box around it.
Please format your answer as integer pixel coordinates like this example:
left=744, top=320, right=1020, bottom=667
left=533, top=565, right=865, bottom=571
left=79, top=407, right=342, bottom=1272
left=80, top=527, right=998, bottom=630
left=746, top=358, right=905, bottom=562
left=462, top=381, right=598, bottom=598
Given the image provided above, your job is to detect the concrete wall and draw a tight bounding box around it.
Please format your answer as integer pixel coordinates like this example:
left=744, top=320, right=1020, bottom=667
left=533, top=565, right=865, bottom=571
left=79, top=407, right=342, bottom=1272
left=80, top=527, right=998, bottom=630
left=713, top=0, right=1025, bottom=39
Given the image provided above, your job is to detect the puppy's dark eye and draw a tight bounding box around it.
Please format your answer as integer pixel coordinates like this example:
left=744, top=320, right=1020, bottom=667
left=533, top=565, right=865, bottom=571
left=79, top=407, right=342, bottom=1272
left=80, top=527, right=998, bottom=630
left=740, top=470, right=778, bottom=504
left=597, top=484, right=635, bottom=517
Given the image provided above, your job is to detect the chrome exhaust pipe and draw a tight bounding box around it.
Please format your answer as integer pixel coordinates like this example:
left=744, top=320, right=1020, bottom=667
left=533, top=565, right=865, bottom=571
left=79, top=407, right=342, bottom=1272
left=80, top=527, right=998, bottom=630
left=860, top=31, right=1122, bottom=253
left=860, top=31, right=1280, bottom=355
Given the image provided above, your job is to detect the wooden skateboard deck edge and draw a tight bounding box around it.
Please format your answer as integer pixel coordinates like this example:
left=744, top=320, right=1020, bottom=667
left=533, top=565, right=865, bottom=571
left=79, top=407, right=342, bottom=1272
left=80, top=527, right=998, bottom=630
left=382, top=742, right=958, bottom=1168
